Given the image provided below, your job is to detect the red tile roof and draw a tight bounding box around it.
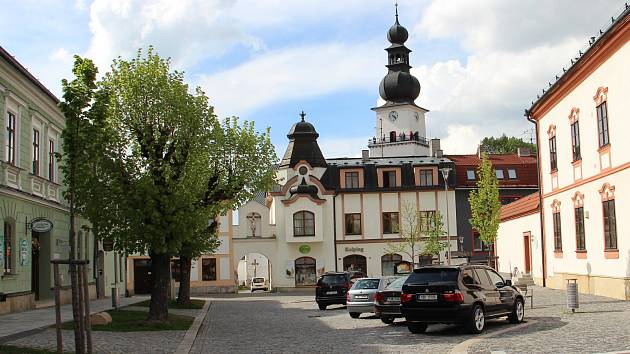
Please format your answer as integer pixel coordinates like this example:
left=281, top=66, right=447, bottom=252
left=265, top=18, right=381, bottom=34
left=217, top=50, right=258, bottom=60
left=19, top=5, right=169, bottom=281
left=447, top=154, right=538, bottom=188
left=447, top=154, right=537, bottom=165
left=500, top=193, right=540, bottom=221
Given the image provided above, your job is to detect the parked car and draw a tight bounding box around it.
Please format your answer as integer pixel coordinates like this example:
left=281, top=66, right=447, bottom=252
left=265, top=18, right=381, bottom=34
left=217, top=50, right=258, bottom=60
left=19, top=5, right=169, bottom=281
left=347, top=276, right=399, bottom=318
left=374, top=275, right=410, bottom=324
left=316, top=272, right=354, bottom=310
left=401, top=264, right=525, bottom=334
left=250, top=277, right=268, bottom=292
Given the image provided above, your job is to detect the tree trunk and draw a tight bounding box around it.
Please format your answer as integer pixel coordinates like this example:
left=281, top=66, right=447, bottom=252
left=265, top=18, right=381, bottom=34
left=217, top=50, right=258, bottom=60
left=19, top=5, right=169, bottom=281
left=177, top=255, right=192, bottom=305
left=147, top=253, right=170, bottom=322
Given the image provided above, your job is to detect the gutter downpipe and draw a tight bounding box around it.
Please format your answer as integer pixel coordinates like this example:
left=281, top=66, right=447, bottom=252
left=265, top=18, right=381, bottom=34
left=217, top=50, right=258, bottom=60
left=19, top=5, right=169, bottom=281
left=333, top=193, right=339, bottom=272
left=526, top=110, right=547, bottom=287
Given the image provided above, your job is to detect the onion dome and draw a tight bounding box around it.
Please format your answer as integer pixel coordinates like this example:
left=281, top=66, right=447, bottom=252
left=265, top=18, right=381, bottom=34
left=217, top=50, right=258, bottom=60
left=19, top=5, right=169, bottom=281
left=387, top=17, right=409, bottom=44
left=279, top=111, right=328, bottom=168
left=379, top=71, right=420, bottom=103
left=289, top=177, right=319, bottom=198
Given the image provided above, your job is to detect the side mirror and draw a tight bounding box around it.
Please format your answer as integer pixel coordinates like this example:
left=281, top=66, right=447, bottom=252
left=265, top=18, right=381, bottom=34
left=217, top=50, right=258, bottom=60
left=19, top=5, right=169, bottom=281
left=504, top=279, right=512, bottom=287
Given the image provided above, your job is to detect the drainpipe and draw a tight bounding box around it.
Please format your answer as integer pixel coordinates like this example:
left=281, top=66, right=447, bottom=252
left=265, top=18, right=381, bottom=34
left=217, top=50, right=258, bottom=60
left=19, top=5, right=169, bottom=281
left=526, top=110, right=547, bottom=287
left=333, top=193, right=338, bottom=271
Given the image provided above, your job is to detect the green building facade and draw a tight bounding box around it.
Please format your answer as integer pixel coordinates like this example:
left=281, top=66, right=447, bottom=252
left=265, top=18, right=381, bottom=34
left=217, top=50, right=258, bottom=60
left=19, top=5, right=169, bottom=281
left=0, top=46, right=125, bottom=314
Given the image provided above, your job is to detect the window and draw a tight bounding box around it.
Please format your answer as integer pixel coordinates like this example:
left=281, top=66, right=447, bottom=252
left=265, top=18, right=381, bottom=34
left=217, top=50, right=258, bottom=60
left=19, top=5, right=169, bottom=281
left=461, top=268, right=480, bottom=286
left=549, top=136, right=557, bottom=171
left=596, top=102, right=609, bottom=147
left=473, top=232, right=491, bottom=251
left=170, top=260, right=181, bottom=282
left=574, top=207, right=586, bottom=251
left=48, top=139, right=55, bottom=182
left=419, top=211, right=436, bottom=232
left=345, top=213, right=361, bottom=235
left=571, top=121, right=581, bottom=161
left=293, top=211, right=315, bottom=236
left=381, top=253, right=402, bottom=276
left=553, top=211, right=562, bottom=251
left=495, top=169, right=504, bottom=179
left=389, top=131, right=397, bottom=142
left=202, top=258, right=217, bottom=281
left=602, top=200, right=617, bottom=250
left=3, top=221, right=13, bottom=274
left=507, top=168, right=517, bottom=179
left=486, top=269, right=505, bottom=287
left=382, top=171, right=396, bottom=187
left=466, top=170, right=475, bottom=180
left=345, top=172, right=360, bottom=188
left=32, top=129, right=40, bottom=175
left=473, top=268, right=492, bottom=287
left=6, top=111, right=16, bottom=165
left=419, top=169, right=433, bottom=186
left=382, top=212, right=399, bottom=234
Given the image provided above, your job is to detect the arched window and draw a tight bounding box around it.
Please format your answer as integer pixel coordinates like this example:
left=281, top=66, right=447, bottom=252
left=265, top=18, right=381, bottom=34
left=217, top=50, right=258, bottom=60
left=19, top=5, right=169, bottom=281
left=343, top=254, right=367, bottom=276
left=293, top=211, right=315, bottom=236
left=381, top=253, right=402, bottom=276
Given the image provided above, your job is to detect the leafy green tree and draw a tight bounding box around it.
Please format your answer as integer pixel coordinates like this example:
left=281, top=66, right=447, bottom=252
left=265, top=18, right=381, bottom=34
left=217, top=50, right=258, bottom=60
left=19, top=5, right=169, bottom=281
left=480, top=134, right=536, bottom=154
left=60, top=49, right=276, bottom=321
left=468, top=153, right=501, bottom=265
left=422, top=211, right=447, bottom=259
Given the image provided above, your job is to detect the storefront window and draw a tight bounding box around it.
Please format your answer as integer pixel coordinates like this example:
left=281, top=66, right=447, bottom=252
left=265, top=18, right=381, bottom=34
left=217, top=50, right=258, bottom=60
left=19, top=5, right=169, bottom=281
left=202, top=258, right=217, bottom=281
left=295, top=257, right=316, bottom=286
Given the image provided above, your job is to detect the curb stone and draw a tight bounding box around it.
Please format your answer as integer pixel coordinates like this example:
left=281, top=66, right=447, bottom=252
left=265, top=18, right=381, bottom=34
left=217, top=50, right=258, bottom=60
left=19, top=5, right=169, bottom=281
left=174, top=300, right=211, bottom=354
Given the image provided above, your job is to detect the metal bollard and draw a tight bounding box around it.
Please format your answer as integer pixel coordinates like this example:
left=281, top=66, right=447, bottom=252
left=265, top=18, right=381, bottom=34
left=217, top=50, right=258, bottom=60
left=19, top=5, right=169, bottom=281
left=111, top=287, right=119, bottom=309
left=566, top=278, right=579, bottom=312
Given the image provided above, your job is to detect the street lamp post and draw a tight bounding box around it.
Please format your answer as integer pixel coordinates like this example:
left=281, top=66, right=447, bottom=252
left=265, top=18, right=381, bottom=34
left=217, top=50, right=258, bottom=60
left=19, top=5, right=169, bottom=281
left=440, top=167, right=452, bottom=265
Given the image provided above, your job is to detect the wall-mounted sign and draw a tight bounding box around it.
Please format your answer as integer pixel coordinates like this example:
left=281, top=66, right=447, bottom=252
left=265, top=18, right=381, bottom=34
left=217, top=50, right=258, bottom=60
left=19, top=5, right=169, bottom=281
left=395, top=261, right=412, bottom=274
left=19, top=239, right=29, bottom=266
left=30, top=217, right=53, bottom=233
left=344, top=247, right=364, bottom=253
left=298, top=245, right=311, bottom=254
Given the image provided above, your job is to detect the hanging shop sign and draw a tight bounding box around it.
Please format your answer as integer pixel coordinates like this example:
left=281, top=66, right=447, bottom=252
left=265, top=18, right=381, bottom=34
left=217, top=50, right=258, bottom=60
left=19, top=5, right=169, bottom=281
left=298, top=245, right=311, bottom=254
left=20, top=239, right=29, bottom=266
left=30, top=217, right=53, bottom=233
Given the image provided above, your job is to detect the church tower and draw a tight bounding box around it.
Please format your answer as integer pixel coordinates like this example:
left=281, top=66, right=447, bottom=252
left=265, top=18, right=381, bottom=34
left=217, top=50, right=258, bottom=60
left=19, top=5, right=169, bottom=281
left=369, top=5, right=430, bottom=158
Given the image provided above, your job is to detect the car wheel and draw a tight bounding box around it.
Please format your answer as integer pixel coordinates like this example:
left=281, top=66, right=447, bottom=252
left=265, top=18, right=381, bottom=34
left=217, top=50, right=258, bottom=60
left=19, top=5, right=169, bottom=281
left=407, top=323, right=427, bottom=334
left=381, top=316, right=394, bottom=324
left=466, top=304, right=485, bottom=334
left=318, top=303, right=327, bottom=310
left=349, top=312, right=360, bottom=319
left=508, top=298, right=525, bottom=324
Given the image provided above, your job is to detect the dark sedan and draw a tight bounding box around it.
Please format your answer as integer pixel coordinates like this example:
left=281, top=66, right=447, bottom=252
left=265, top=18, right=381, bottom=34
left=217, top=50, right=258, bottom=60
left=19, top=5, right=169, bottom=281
left=374, top=275, right=409, bottom=324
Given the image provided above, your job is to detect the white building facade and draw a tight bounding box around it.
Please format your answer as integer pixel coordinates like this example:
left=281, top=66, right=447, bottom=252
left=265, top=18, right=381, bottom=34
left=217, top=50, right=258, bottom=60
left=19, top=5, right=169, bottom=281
left=524, top=7, right=630, bottom=300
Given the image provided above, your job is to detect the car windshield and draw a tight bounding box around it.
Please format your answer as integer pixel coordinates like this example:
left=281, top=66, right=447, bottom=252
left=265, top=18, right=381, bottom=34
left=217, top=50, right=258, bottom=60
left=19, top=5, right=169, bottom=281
left=352, top=279, right=380, bottom=290
left=320, top=274, right=346, bottom=285
left=385, top=275, right=409, bottom=290
left=408, top=268, right=459, bottom=284
left=253, top=278, right=264, bottom=283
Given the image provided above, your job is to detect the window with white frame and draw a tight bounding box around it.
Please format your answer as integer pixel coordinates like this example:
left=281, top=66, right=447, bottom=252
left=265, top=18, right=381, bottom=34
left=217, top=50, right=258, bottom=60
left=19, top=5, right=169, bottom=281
left=32, top=128, right=40, bottom=175
left=6, top=111, right=16, bottom=165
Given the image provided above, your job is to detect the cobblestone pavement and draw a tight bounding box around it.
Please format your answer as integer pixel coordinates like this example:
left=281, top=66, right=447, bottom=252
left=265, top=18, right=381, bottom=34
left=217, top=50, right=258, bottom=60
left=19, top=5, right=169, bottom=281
left=4, top=306, right=200, bottom=354
left=191, top=287, right=630, bottom=354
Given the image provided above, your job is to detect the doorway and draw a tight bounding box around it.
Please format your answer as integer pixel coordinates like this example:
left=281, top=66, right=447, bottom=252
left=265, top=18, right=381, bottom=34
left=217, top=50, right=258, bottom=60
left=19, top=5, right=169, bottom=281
left=343, top=254, right=367, bottom=276
left=294, top=257, right=316, bottom=286
left=523, top=232, right=532, bottom=274
left=31, top=233, right=40, bottom=301
left=133, top=259, right=152, bottom=294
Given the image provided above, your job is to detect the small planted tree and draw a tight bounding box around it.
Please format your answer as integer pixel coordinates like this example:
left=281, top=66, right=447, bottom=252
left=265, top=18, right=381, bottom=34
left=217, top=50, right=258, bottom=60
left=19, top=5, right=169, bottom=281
left=421, top=211, right=447, bottom=261
left=386, top=201, right=421, bottom=267
left=468, top=153, right=501, bottom=265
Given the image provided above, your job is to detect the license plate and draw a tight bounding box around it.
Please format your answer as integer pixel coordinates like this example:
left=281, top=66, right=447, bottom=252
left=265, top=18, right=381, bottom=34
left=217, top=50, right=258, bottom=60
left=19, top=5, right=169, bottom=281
left=326, top=291, right=337, bottom=295
left=386, top=297, right=399, bottom=302
left=354, top=295, right=368, bottom=299
left=417, top=294, right=437, bottom=301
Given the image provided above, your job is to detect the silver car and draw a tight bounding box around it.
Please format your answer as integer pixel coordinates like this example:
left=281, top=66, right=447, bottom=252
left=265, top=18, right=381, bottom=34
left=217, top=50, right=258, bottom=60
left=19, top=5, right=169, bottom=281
left=347, top=276, right=399, bottom=318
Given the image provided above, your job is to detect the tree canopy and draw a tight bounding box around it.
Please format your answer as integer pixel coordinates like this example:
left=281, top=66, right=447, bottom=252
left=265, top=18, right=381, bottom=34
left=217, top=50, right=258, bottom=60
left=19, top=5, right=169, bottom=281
left=480, top=135, right=536, bottom=154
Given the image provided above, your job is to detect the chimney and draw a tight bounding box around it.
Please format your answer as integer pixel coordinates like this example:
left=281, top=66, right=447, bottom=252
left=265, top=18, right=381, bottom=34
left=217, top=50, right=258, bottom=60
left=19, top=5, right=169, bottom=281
left=436, top=149, right=443, bottom=158
left=477, top=144, right=487, bottom=158
left=361, top=149, right=370, bottom=162
left=430, top=138, right=441, bottom=157
left=517, top=147, right=531, bottom=157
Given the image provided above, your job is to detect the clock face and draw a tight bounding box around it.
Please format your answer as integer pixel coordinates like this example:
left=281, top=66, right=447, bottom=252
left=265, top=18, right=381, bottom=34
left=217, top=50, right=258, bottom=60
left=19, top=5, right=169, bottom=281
left=414, top=112, right=420, bottom=121
left=388, top=111, right=398, bottom=121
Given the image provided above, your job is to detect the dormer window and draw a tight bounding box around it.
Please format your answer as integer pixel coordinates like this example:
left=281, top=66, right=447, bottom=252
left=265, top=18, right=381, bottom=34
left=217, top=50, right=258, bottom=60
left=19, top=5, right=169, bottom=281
left=495, top=169, right=504, bottom=179
left=466, top=170, right=475, bottom=180
left=507, top=168, right=517, bottom=179
left=418, top=169, right=433, bottom=186
left=383, top=171, right=396, bottom=188
left=345, top=172, right=359, bottom=188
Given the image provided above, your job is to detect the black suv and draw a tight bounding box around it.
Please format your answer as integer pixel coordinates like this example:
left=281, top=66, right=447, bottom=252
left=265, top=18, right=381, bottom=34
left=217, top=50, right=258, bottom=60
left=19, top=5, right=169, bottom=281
left=315, top=272, right=356, bottom=310
left=401, top=264, right=524, bottom=334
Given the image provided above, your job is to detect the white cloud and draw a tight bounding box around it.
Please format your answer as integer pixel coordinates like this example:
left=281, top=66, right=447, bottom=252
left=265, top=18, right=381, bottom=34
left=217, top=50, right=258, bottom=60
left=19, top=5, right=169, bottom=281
left=85, top=0, right=263, bottom=72
left=197, top=41, right=383, bottom=117
left=440, top=124, right=483, bottom=155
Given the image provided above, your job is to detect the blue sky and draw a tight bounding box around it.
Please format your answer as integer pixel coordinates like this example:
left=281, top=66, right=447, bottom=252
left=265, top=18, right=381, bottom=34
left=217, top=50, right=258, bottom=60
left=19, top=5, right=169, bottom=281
left=0, top=0, right=624, bottom=157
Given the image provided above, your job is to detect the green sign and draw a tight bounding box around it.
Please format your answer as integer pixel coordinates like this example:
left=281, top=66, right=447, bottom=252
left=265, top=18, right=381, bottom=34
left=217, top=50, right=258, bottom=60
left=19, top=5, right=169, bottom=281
left=20, top=239, right=29, bottom=266
left=298, top=245, right=311, bottom=254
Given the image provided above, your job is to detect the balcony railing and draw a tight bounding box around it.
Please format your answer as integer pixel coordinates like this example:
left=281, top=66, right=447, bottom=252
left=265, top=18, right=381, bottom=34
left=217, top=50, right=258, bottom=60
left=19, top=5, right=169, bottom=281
left=368, top=132, right=429, bottom=147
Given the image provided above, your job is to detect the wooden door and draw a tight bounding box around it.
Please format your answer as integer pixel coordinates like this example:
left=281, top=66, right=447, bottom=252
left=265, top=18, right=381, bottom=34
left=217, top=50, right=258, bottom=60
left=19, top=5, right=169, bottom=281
left=523, top=232, right=532, bottom=274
